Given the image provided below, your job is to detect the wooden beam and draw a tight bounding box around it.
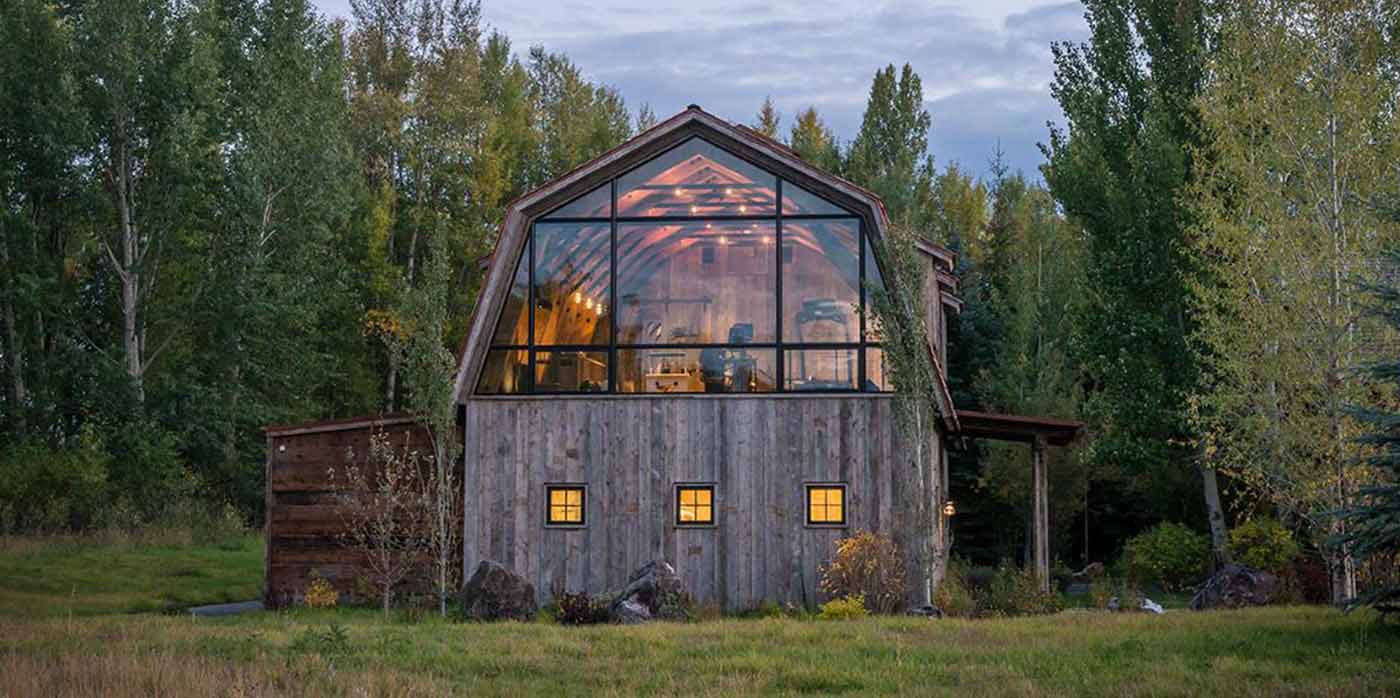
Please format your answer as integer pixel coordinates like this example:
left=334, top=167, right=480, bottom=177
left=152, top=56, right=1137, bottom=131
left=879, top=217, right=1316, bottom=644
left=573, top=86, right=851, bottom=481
left=1031, top=435, right=1050, bottom=593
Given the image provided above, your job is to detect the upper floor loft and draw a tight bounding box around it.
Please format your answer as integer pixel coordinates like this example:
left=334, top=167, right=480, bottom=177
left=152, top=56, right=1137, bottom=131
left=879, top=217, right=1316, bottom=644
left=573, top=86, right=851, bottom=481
left=455, top=106, right=960, bottom=403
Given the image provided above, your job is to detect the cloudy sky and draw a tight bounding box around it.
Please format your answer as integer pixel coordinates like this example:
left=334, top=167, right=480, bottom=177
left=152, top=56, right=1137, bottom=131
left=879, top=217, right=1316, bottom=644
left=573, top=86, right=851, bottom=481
left=312, top=0, right=1090, bottom=178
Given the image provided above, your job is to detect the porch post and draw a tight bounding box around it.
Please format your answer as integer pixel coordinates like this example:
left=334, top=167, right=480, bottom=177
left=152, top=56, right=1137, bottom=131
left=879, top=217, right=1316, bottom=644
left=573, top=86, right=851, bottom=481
left=1031, top=435, right=1050, bottom=593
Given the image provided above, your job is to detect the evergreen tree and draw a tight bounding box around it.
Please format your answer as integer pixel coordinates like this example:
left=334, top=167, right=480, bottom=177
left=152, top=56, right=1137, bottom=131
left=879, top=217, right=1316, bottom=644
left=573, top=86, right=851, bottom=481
left=788, top=106, right=842, bottom=174
left=753, top=96, right=780, bottom=139
left=1341, top=238, right=1400, bottom=615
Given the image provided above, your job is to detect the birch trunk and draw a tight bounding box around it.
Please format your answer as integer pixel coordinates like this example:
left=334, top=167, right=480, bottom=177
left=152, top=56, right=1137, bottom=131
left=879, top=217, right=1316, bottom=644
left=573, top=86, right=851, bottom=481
left=1200, top=463, right=1229, bottom=568
left=109, top=124, right=145, bottom=405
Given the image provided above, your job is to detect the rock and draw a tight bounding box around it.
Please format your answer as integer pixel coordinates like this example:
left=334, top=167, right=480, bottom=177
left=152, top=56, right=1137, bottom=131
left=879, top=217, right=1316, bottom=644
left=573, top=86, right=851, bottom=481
left=1141, top=597, right=1165, bottom=614
left=612, top=560, right=691, bottom=621
left=459, top=560, right=537, bottom=621
left=613, top=599, right=652, bottom=624
left=1190, top=564, right=1277, bottom=611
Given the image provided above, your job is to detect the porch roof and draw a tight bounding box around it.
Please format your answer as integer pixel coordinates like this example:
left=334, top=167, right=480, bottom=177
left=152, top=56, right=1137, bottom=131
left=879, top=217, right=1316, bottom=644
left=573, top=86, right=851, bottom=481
left=953, top=409, right=1083, bottom=446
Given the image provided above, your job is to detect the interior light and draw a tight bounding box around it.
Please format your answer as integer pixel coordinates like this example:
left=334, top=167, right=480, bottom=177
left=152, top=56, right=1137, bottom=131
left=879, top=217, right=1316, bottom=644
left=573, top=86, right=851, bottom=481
left=573, top=291, right=581, bottom=304
left=718, top=236, right=728, bottom=245
left=673, top=187, right=683, bottom=197
left=725, top=187, right=733, bottom=195
left=739, top=205, right=747, bottom=213
left=690, top=205, right=698, bottom=214
left=585, top=298, right=593, bottom=310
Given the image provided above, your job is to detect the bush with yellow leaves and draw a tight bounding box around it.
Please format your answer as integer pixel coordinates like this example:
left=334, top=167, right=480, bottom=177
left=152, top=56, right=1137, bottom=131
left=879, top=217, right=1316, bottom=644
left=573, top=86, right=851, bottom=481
left=818, top=593, right=869, bottom=620
left=819, top=531, right=907, bottom=614
left=303, top=571, right=339, bottom=609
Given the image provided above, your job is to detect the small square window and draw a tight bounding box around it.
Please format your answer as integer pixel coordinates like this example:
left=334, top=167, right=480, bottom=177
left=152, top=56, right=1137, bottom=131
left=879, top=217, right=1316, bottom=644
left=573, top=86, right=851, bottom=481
left=546, top=485, right=586, bottom=526
left=806, top=484, right=847, bottom=526
left=676, top=484, right=716, bottom=526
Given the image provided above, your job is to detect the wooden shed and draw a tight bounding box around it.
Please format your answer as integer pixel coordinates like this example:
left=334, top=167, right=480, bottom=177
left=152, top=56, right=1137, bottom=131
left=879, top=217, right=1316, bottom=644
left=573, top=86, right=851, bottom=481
left=262, top=415, right=433, bottom=607
left=451, top=106, right=967, bottom=611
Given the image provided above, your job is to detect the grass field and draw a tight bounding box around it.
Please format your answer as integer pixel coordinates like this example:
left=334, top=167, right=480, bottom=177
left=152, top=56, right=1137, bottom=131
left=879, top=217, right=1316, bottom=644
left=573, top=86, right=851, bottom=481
left=0, top=533, right=262, bottom=617
left=2, top=534, right=1398, bottom=697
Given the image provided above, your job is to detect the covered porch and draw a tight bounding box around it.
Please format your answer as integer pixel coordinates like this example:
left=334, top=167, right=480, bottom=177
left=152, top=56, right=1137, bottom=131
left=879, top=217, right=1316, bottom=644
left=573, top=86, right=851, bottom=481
left=953, top=409, right=1083, bottom=592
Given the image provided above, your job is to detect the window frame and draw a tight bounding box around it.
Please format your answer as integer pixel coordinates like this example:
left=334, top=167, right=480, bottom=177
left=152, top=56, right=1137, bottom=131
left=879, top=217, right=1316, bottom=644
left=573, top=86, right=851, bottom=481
left=544, top=483, right=588, bottom=528
left=674, top=483, right=718, bottom=528
left=478, top=136, right=893, bottom=396
left=804, top=482, right=849, bottom=528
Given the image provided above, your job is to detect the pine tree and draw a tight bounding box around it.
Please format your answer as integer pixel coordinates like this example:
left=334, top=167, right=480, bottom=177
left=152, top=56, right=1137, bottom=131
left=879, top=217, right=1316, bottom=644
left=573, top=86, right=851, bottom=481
left=1340, top=241, right=1400, bottom=616
left=753, top=96, right=780, bottom=139
left=788, top=106, right=842, bottom=174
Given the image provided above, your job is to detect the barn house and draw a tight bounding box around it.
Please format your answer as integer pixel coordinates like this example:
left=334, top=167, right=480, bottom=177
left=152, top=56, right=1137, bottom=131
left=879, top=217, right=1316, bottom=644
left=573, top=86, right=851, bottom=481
left=264, top=105, right=1079, bottom=611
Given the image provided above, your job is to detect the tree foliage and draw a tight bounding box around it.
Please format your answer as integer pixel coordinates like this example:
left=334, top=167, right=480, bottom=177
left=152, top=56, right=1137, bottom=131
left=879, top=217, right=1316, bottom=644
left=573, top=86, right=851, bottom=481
left=1188, top=0, right=1399, bottom=602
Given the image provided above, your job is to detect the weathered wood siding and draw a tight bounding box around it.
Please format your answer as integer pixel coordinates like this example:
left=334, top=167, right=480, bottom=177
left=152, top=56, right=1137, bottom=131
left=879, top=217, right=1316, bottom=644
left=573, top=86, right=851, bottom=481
left=462, top=395, right=936, bottom=611
left=264, top=418, right=434, bottom=607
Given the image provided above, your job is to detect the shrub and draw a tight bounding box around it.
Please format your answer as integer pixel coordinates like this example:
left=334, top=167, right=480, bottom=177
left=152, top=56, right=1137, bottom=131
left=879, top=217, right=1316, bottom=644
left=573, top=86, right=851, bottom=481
left=934, top=561, right=977, bottom=618
left=1121, top=522, right=1210, bottom=592
left=819, top=531, right=908, bottom=614
left=555, top=591, right=611, bottom=625
left=818, top=594, right=869, bottom=620
left=304, top=572, right=339, bottom=609
left=1229, top=518, right=1299, bottom=574
left=980, top=560, right=1064, bottom=617
left=0, top=428, right=111, bottom=533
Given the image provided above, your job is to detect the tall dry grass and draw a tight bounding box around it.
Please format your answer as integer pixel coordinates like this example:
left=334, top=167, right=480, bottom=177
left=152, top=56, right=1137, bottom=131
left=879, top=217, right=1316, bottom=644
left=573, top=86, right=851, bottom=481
left=0, top=651, right=450, bottom=698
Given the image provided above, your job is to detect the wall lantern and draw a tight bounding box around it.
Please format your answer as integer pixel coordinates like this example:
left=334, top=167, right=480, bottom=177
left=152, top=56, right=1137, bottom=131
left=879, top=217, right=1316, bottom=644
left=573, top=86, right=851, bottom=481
left=942, top=500, right=956, bottom=517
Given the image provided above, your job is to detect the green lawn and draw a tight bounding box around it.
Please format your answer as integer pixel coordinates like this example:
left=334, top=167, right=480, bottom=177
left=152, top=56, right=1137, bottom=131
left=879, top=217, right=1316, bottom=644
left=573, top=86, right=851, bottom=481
left=2, top=535, right=1398, bottom=697
left=0, top=534, right=263, bottom=617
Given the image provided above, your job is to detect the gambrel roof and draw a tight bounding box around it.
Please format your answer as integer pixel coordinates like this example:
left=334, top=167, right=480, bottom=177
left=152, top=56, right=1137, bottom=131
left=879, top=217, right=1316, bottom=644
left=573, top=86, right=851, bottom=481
left=453, top=105, right=958, bottom=431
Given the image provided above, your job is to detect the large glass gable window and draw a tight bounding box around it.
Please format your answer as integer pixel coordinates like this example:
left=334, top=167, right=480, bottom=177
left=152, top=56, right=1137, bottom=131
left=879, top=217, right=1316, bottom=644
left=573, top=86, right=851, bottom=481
left=477, top=136, right=891, bottom=395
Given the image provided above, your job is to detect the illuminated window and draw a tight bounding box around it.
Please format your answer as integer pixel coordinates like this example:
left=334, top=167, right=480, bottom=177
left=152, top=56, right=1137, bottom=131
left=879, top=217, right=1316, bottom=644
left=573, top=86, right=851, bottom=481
left=676, top=484, right=716, bottom=526
left=806, top=484, right=847, bottom=526
left=546, top=485, right=586, bottom=526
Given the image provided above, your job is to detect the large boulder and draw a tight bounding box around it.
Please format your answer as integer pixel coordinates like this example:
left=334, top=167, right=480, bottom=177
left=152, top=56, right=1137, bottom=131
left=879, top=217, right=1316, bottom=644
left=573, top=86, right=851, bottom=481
left=611, top=560, right=691, bottom=621
left=613, top=599, right=652, bottom=624
left=459, top=560, right=537, bottom=621
left=1190, top=564, right=1277, bottom=611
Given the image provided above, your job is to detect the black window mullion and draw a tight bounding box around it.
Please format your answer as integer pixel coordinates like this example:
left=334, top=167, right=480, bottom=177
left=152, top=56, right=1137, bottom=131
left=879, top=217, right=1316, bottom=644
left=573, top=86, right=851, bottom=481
left=858, top=220, right=867, bottom=392
left=609, top=178, right=618, bottom=394
left=527, top=229, right=535, bottom=393
left=775, top=179, right=785, bottom=392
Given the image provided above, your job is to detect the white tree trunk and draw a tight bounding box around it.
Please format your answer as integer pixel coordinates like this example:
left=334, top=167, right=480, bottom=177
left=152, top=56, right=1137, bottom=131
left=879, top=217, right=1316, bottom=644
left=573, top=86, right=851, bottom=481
left=1200, top=463, right=1229, bottom=568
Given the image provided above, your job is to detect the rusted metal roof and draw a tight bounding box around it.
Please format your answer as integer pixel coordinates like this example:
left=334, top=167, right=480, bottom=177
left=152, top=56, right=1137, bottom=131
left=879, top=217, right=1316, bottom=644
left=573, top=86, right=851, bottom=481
left=954, top=409, right=1083, bottom=446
